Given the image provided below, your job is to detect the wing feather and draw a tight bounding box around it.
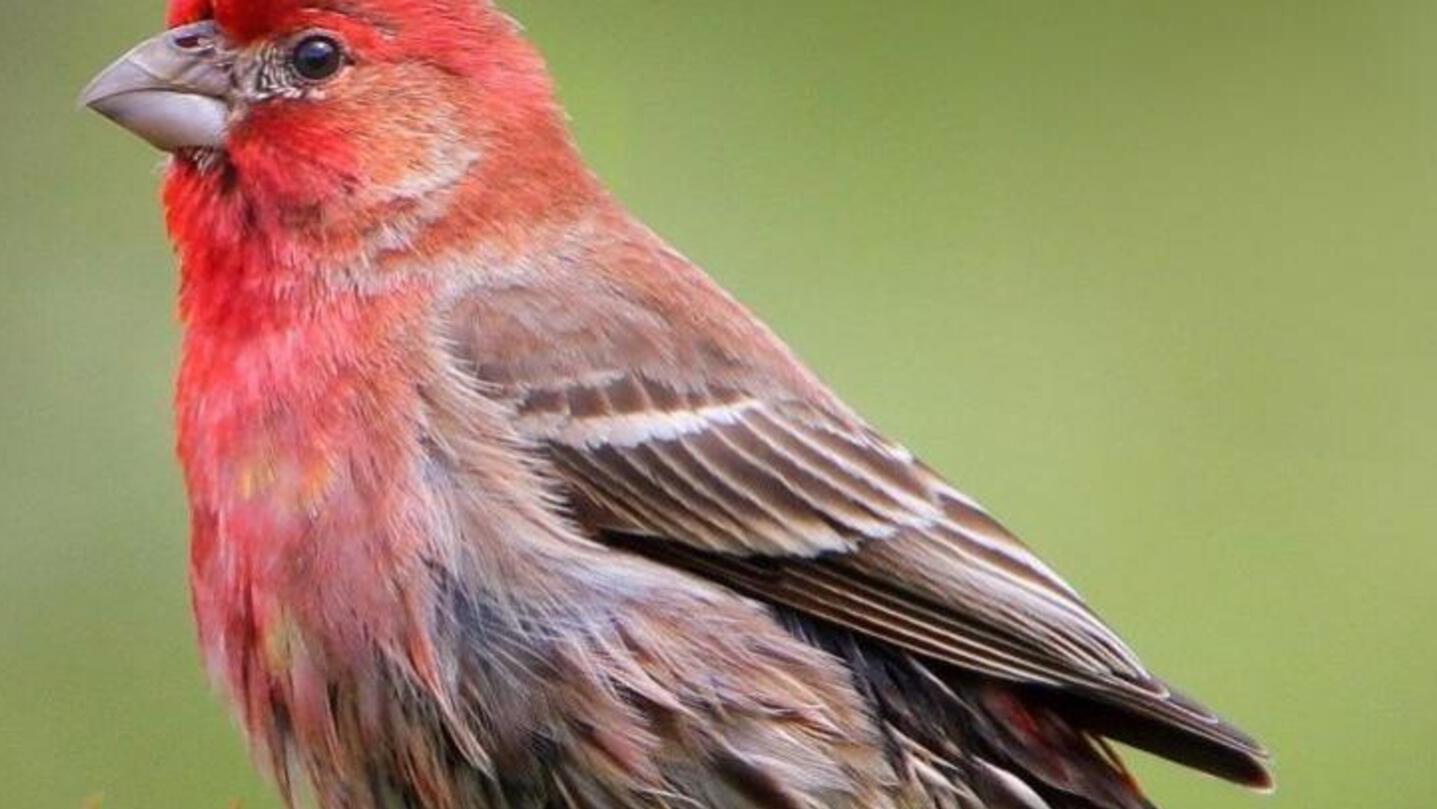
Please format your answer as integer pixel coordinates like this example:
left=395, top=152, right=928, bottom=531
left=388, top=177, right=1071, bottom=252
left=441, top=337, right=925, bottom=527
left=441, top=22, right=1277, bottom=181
left=516, top=375, right=1143, bottom=675
left=443, top=238, right=1270, bottom=789
left=493, top=367, right=1268, bottom=783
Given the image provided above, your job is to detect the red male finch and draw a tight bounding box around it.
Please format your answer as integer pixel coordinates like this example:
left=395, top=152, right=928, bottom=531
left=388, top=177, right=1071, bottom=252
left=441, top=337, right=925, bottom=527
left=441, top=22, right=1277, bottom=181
left=83, top=1, right=1272, bottom=807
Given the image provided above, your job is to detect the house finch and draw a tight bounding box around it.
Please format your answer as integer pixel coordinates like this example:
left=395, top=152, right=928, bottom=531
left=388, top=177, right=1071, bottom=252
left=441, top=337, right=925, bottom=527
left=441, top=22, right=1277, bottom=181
left=83, top=1, right=1272, bottom=807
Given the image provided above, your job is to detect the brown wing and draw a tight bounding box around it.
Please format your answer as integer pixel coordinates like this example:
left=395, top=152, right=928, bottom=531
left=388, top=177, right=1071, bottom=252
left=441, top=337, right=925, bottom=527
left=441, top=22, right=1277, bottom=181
left=438, top=225, right=1270, bottom=788
left=495, top=371, right=1270, bottom=788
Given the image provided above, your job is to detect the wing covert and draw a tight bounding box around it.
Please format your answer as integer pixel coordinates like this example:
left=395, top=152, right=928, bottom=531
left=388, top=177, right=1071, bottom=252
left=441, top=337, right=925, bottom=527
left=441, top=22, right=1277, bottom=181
left=436, top=211, right=1270, bottom=789
left=510, top=372, right=1150, bottom=683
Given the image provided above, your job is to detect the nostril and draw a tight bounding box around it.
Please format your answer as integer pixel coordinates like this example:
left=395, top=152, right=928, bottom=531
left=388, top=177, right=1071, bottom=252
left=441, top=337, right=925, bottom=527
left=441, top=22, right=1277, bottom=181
left=172, top=33, right=210, bottom=50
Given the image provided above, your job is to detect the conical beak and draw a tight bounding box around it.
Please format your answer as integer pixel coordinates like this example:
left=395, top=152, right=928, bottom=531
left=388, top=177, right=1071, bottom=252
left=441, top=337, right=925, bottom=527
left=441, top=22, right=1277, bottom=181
left=81, top=21, right=233, bottom=152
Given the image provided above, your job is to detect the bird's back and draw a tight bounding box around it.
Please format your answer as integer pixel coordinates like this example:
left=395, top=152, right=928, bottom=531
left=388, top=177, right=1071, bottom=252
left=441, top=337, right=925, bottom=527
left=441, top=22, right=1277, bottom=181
left=441, top=204, right=1271, bottom=808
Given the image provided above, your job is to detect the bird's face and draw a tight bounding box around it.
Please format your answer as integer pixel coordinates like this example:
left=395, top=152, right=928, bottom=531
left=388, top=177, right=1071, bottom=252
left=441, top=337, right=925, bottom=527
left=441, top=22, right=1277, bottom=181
left=83, top=0, right=558, bottom=223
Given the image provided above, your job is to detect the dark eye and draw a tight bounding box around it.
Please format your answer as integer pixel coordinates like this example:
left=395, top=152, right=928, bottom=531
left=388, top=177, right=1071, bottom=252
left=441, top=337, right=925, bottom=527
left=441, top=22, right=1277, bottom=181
left=291, top=35, right=344, bottom=81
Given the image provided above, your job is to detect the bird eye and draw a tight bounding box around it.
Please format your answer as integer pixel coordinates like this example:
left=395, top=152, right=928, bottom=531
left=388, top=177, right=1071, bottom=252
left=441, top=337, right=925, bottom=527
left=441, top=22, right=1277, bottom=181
left=291, top=35, right=344, bottom=82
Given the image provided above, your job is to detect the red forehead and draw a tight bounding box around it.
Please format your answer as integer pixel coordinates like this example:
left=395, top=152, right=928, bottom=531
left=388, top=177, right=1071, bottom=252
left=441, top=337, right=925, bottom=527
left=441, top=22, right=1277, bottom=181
left=166, top=0, right=495, bottom=50
left=167, top=0, right=321, bottom=39
left=168, top=0, right=363, bottom=41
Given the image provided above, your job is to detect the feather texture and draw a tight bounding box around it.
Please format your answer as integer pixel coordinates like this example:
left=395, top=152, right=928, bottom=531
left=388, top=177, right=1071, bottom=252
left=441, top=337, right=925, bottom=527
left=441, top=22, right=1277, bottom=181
left=443, top=206, right=1273, bottom=795
left=131, top=0, right=1275, bottom=805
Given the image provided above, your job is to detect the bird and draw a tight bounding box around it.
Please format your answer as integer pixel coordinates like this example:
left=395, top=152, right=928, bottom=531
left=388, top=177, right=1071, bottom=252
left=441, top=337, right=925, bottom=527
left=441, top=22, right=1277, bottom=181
left=82, top=1, right=1272, bottom=807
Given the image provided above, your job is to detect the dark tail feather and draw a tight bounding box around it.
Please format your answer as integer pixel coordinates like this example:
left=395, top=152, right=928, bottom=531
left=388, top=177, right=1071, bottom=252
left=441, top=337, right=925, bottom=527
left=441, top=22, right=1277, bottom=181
left=780, top=611, right=1155, bottom=809
left=1028, top=685, right=1274, bottom=792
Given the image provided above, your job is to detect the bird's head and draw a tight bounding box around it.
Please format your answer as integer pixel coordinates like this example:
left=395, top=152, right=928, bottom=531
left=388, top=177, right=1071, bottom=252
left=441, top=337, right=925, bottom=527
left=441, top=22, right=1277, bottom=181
left=83, top=0, right=595, bottom=290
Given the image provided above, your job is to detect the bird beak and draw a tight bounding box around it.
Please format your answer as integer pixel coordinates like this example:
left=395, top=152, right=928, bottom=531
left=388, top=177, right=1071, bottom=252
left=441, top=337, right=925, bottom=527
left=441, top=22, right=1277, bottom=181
left=81, top=21, right=234, bottom=152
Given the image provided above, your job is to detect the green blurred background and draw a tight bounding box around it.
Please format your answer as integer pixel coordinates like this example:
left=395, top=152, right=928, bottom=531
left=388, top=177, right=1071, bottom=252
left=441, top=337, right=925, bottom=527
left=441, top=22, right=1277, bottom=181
left=2, top=1, right=1433, bottom=806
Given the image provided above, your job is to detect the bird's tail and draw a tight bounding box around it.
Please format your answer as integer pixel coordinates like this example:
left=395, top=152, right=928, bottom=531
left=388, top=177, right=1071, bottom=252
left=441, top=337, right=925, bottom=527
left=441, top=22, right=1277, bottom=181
left=782, top=612, right=1156, bottom=809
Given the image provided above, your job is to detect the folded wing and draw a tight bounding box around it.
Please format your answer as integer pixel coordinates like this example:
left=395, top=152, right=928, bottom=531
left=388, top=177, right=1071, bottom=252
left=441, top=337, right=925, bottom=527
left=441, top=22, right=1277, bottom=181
left=498, top=371, right=1270, bottom=788
left=441, top=233, right=1270, bottom=789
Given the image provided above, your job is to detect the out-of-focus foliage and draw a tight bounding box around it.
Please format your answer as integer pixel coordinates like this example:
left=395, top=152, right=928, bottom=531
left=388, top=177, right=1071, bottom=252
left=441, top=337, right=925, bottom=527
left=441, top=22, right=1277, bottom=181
left=2, top=1, right=1432, bottom=806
